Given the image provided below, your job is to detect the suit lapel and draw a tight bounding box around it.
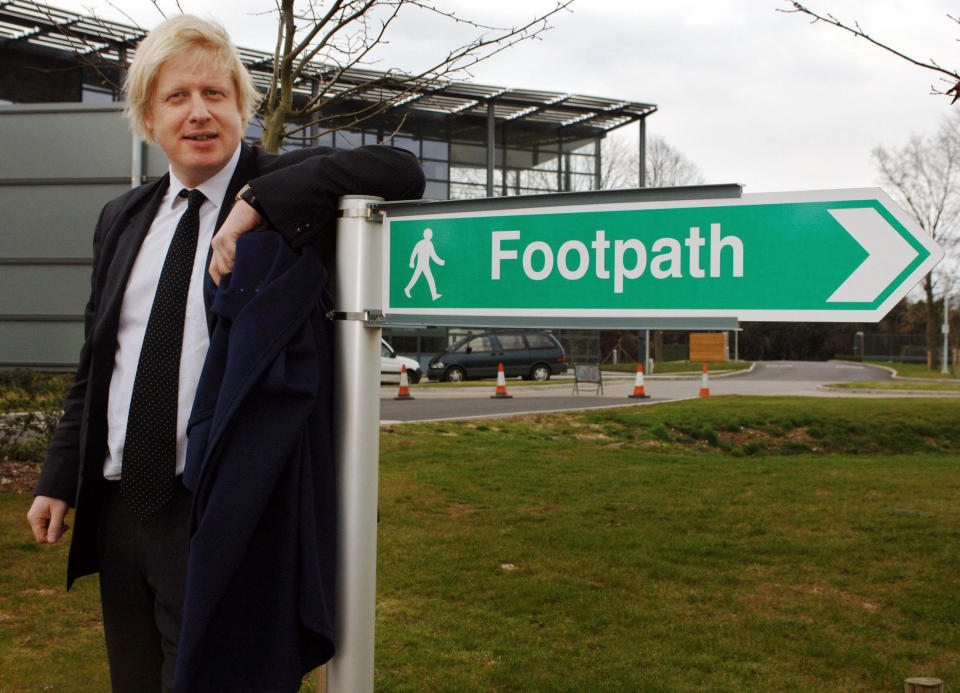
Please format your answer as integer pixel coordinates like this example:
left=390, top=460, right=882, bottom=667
left=218, top=142, right=259, bottom=229
left=204, top=143, right=260, bottom=329
left=95, top=177, right=168, bottom=342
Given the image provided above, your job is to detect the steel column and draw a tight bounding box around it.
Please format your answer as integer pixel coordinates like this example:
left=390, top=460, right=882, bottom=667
left=130, top=133, right=144, bottom=189
left=638, top=117, right=647, bottom=188
left=942, top=292, right=950, bottom=374
left=594, top=138, right=602, bottom=190
left=486, top=101, right=495, bottom=197
left=327, top=195, right=385, bottom=693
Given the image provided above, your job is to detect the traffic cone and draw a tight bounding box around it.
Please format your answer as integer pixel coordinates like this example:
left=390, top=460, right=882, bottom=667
left=394, top=364, right=415, bottom=400
left=628, top=362, right=650, bottom=399
left=699, top=364, right=710, bottom=397
left=490, top=362, right=513, bottom=399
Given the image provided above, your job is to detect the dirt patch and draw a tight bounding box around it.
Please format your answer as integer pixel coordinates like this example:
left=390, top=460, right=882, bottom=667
left=573, top=433, right=613, bottom=441
left=803, top=584, right=880, bottom=612
left=517, top=506, right=553, bottom=514
left=445, top=501, right=477, bottom=515
left=0, top=459, right=41, bottom=494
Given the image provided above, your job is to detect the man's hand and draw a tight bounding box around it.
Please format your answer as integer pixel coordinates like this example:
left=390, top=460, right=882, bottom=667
left=27, top=496, right=70, bottom=544
left=209, top=199, right=266, bottom=285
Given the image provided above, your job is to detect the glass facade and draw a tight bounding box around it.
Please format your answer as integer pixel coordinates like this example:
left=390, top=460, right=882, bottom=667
left=241, top=121, right=601, bottom=202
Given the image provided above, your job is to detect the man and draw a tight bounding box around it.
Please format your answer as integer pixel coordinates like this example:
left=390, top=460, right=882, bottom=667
left=26, top=14, right=424, bottom=692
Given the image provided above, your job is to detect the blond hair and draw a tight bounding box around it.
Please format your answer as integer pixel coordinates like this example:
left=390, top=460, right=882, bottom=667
left=123, top=15, right=260, bottom=143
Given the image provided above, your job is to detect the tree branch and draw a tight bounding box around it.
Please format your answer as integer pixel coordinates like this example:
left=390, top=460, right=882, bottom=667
left=257, top=0, right=575, bottom=151
left=781, top=1, right=960, bottom=101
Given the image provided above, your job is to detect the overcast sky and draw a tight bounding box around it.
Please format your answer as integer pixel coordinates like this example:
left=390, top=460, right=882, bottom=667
left=49, top=0, right=959, bottom=193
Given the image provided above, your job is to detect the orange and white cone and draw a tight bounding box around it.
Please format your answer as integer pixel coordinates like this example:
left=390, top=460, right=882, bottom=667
left=490, top=362, right=513, bottom=399
left=699, top=364, right=710, bottom=397
left=394, top=364, right=415, bottom=400
left=629, top=362, right=650, bottom=399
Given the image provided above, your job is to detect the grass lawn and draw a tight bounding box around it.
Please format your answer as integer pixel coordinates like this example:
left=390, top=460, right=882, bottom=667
left=865, top=361, right=959, bottom=380
left=3, top=397, right=959, bottom=691
left=0, top=494, right=108, bottom=691
left=828, top=380, right=960, bottom=391
left=827, top=361, right=960, bottom=391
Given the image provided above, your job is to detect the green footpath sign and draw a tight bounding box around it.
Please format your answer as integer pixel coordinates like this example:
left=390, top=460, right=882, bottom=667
left=381, top=189, right=942, bottom=326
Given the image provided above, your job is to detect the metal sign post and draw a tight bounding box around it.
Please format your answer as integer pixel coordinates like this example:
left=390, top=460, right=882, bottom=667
left=328, top=195, right=385, bottom=693
left=942, top=291, right=950, bottom=375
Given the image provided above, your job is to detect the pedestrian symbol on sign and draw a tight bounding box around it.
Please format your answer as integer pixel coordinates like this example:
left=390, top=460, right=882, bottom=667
left=404, top=227, right=445, bottom=301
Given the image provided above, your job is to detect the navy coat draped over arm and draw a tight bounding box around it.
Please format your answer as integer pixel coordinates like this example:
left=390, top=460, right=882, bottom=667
left=175, top=231, right=336, bottom=693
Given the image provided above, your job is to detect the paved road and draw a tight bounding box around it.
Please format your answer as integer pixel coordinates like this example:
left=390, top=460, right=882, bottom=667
left=379, top=360, right=906, bottom=424
left=740, top=360, right=890, bottom=381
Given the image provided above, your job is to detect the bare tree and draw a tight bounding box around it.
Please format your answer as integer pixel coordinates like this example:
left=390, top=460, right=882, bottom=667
left=39, top=0, right=574, bottom=152
left=599, top=133, right=638, bottom=190
left=781, top=1, right=960, bottom=103
left=874, top=111, right=960, bottom=367
left=248, top=0, right=575, bottom=152
left=602, top=133, right=704, bottom=189
left=645, top=136, right=705, bottom=188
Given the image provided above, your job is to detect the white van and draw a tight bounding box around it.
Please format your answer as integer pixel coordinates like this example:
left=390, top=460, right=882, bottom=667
left=381, top=339, right=422, bottom=384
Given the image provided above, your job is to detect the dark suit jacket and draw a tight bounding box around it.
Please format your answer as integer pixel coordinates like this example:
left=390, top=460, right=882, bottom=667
left=175, top=232, right=335, bottom=692
left=37, top=141, right=425, bottom=588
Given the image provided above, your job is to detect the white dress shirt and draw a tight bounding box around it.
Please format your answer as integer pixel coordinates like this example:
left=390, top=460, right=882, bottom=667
left=104, top=145, right=241, bottom=480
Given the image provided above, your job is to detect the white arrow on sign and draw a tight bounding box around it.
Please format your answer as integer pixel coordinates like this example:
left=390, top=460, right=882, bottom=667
left=827, top=207, right=919, bottom=303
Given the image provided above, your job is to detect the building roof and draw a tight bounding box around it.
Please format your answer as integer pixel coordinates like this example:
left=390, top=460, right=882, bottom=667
left=0, top=0, right=657, bottom=140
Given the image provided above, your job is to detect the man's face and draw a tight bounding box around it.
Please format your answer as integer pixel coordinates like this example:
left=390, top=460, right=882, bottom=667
left=145, top=53, right=244, bottom=188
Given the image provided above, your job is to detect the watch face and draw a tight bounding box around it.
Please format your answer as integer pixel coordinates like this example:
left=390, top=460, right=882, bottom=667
left=237, top=185, right=262, bottom=217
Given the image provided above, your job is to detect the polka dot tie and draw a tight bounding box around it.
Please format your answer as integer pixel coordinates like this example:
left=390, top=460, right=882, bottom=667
left=120, top=188, right=205, bottom=521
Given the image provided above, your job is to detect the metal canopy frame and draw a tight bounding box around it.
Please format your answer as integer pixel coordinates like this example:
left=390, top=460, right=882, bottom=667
left=0, top=0, right=658, bottom=143
left=376, top=183, right=743, bottom=216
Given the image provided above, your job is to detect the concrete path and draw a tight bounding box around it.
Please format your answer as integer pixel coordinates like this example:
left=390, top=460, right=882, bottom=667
left=379, top=360, right=956, bottom=424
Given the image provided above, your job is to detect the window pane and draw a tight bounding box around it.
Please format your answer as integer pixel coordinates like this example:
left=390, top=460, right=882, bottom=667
left=422, top=161, right=448, bottom=180
left=393, top=135, right=418, bottom=155
left=470, top=336, right=493, bottom=352
left=526, top=334, right=554, bottom=349
left=245, top=120, right=264, bottom=140
left=423, top=181, right=448, bottom=200
left=335, top=130, right=362, bottom=149
left=421, top=139, right=448, bottom=159
left=497, top=334, right=525, bottom=350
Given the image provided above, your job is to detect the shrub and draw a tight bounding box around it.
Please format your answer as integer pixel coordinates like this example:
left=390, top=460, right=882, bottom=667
left=647, top=422, right=672, bottom=442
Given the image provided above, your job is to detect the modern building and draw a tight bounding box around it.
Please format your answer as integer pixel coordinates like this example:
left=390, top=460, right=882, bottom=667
left=0, top=0, right=658, bottom=369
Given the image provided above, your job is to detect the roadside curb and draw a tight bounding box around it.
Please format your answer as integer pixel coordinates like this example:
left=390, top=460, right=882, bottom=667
left=816, top=384, right=960, bottom=397
left=634, top=362, right=757, bottom=380
left=829, top=359, right=960, bottom=388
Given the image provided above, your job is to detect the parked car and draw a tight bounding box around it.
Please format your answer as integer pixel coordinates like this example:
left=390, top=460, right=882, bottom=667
left=381, top=339, right=421, bottom=384
left=427, top=330, right=567, bottom=382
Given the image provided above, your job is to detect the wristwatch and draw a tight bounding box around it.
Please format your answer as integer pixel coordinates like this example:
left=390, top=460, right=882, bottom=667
left=235, top=184, right=264, bottom=216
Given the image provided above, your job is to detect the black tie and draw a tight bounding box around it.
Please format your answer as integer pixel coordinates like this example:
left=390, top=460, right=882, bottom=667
left=120, top=188, right=205, bottom=520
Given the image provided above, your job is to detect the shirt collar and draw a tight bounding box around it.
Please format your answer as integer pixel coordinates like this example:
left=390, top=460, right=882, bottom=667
left=165, top=143, right=242, bottom=211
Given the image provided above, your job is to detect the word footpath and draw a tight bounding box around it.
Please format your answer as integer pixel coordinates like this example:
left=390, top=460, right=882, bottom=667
left=491, top=226, right=744, bottom=293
